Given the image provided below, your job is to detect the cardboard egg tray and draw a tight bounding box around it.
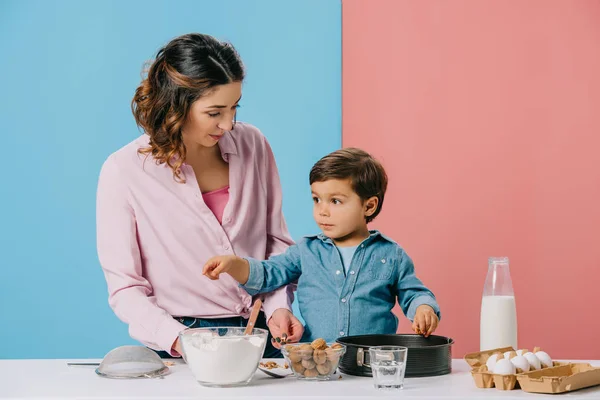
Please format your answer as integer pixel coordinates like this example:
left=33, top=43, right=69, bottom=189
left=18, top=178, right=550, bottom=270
left=465, top=347, right=600, bottom=393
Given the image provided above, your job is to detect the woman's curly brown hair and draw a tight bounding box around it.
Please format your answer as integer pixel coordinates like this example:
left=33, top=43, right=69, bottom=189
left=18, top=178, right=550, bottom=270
left=132, top=33, right=245, bottom=181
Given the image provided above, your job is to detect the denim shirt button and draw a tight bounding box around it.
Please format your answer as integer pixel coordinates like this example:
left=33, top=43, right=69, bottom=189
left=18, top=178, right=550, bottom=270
left=336, top=270, right=341, bottom=275
left=381, top=259, right=386, bottom=263
left=339, top=331, right=345, bottom=336
left=350, top=271, right=355, bottom=275
left=341, top=298, right=346, bottom=303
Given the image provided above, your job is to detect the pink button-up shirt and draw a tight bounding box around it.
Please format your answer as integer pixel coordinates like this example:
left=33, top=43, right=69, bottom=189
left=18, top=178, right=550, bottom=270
left=96, top=122, right=295, bottom=355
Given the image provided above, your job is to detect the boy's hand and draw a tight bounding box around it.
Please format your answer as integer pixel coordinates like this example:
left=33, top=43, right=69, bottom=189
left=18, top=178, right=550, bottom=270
left=412, top=305, right=439, bottom=337
left=203, top=255, right=250, bottom=284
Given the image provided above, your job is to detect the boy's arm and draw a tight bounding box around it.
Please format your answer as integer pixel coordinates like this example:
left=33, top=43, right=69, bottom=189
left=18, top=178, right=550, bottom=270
left=203, top=245, right=302, bottom=296
left=395, top=247, right=441, bottom=321
left=243, top=244, right=302, bottom=296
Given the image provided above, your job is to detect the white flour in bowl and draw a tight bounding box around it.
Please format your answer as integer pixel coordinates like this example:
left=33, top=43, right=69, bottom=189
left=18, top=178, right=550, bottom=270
left=182, top=331, right=265, bottom=385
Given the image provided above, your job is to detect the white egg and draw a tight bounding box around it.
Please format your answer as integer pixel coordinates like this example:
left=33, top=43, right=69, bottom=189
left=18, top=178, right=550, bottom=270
left=523, top=352, right=542, bottom=370
left=516, top=349, right=527, bottom=356
left=503, top=351, right=512, bottom=359
left=510, top=355, right=531, bottom=373
left=535, top=351, right=553, bottom=368
left=486, top=353, right=501, bottom=372
left=494, top=358, right=517, bottom=375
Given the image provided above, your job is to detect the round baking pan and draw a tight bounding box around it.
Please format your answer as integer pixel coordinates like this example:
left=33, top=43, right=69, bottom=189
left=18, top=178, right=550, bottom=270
left=336, top=334, right=454, bottom=377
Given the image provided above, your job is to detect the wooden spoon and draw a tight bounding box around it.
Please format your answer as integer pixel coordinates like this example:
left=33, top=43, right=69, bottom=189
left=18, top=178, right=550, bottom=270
left=244, top=298, right=263, bottom=335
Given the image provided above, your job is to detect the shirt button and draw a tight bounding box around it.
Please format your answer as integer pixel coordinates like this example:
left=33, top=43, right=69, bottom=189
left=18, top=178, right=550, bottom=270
left=360, top=244, right=364, bottom=248
left=225, top=217, right=231, bottom=223
left=336, top=270, right=341, bottom=275
left=350, top=271, right=355, bottom=275
left=339, top=331, right=345, bottom=336
left=341, top=298, right=346, bottom=303
left=224, top=245, right=230, bottom=250
left=381, top=259, right=386, bottom=264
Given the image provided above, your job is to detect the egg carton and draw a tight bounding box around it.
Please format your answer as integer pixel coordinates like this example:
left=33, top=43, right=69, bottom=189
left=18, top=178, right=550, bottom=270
left=516, top=363, right=600, bottom=394
left=464, top=346, right=566, bottom=390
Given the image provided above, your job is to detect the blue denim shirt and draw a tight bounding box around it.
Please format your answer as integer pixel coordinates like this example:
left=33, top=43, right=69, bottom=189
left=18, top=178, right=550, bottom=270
left=243, top=230, right=441, bottom=343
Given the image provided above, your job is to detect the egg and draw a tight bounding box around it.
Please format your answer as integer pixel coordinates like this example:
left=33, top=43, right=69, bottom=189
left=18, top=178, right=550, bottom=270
left=486, top=353, right=502, bottom=372
left=494, top=358, right=517, bottom=375
left=510, top=355, right=531, bottom=373
left=516, top=349, right=528, bottom=356
left=523, top=352, right=542, bottom=370
left=503, top=351, right=512, bottom=359
left=535, top=351, right=553, bottom=368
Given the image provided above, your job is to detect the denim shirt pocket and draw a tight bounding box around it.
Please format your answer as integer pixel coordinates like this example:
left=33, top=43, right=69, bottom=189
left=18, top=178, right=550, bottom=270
left=366, top=255, right=395, bottom=280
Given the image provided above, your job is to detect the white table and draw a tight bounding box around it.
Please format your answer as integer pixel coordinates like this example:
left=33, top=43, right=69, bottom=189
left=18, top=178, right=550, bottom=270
left=1, top=359, right=599, bottom=399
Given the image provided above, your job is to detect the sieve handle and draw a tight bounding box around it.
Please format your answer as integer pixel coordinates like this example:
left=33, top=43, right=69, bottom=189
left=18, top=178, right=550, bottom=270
left=67, top=362, right=101, bottom=366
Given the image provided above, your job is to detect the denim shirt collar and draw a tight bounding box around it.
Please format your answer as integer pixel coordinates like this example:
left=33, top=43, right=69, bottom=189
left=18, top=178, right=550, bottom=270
left=304, top=230, right=397, bottom=246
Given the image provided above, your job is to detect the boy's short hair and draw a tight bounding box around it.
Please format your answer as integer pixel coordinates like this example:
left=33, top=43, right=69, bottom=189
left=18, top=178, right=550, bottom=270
left=309, top=148, right=388, bottom=223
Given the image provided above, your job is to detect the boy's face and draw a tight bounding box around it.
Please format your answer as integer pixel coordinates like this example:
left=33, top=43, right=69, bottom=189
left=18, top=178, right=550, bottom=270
left=311, top=179, right=377, bottom=245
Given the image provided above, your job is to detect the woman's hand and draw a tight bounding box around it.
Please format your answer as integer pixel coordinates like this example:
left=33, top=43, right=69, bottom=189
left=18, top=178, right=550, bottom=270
left=171, top=337, right=183, bottom=356
left=267, top=309, right=304, bottom=349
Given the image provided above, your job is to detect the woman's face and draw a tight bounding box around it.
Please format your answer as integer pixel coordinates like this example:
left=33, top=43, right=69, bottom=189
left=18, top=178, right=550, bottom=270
left=182, top=81, right=242, bottom=149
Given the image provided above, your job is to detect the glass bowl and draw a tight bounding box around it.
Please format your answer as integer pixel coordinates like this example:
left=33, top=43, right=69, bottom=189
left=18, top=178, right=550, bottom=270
left=281, top=342, right=346, bottom=380
left=179, top=327, right=268, bottom=387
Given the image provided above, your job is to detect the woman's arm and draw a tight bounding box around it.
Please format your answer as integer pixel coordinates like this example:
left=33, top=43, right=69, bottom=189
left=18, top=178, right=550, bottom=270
left=96, top=155, right=186, bottom=356
left=262, top=137, right=295, bottom=259
left=258, top=135, right=297, bottom=320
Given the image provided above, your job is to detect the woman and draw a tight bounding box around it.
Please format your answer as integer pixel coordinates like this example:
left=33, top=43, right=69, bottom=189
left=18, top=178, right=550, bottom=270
left=96, top=33, right=303, bottom=357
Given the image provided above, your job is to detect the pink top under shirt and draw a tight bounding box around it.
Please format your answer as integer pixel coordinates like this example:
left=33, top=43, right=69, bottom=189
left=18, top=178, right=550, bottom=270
left=202, top=186, right=230, bottom=224
left=96, top=122, right=295, bottom=355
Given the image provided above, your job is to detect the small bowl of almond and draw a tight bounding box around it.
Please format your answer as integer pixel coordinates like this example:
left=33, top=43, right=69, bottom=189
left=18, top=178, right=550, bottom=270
left=281, top=338, right=346, bottom=381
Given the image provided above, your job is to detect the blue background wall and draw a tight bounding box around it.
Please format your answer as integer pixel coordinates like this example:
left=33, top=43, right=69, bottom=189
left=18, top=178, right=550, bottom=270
left=0, top=0, right=341, bottom=358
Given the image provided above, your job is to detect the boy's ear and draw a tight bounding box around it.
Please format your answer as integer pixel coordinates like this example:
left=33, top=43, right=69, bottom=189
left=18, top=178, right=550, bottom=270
left=364, top=196, right=379, bottom=217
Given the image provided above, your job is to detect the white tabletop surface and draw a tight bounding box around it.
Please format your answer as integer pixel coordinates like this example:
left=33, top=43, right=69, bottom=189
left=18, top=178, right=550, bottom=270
left=1, top=358, right=599, bottom=399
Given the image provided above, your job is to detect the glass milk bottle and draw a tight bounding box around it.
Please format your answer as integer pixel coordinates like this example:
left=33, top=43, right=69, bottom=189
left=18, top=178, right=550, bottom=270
left=480, top=257, right=518, bottom=351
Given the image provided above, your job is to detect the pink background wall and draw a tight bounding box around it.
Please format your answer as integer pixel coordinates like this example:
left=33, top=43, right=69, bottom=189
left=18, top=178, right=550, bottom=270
left=343, top=0, right=600, bottom=359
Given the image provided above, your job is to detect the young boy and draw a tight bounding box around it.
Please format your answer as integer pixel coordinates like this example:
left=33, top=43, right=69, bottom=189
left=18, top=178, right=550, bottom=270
left=203, top=148, right=440, bottom=343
